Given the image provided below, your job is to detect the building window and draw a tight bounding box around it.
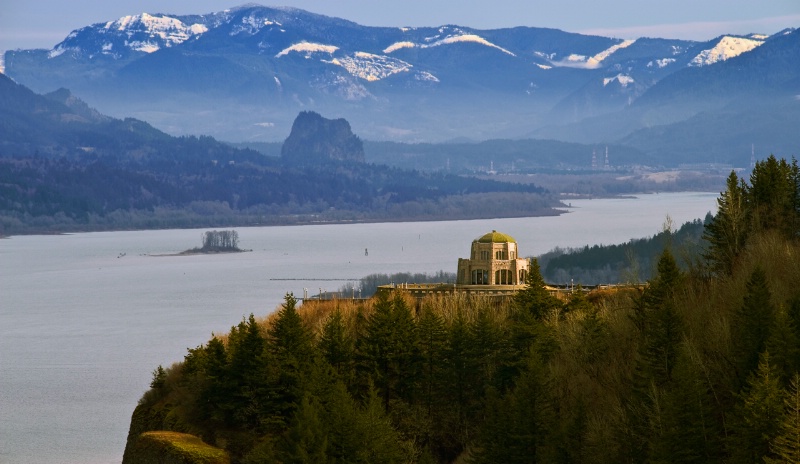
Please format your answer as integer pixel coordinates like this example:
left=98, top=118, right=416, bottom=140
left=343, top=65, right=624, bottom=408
left=494, top=269, right=512, bottom=285
left=472, top=269, right=488, bottom=285
left=481, top=250, right=490, bottom=260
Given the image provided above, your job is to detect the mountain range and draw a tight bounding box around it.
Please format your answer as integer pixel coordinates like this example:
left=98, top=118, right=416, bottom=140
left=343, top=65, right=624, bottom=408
left=2, top=4, right=799, bottom=166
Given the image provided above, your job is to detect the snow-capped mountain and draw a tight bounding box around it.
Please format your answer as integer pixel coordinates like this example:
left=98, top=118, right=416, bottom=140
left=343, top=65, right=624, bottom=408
left=3, top=5, right=797, bottom=145
left=48, top=12, right=212, bottom=59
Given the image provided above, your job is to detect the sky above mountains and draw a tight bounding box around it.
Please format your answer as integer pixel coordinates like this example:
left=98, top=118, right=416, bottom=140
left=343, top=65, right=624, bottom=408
left=2, top=0, right=798, bottom=54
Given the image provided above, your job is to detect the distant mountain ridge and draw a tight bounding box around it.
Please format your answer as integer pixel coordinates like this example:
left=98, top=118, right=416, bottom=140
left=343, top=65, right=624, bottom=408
left=0, top=75, right=560, bottom=234
left=3, top=5, right=798, bottom=165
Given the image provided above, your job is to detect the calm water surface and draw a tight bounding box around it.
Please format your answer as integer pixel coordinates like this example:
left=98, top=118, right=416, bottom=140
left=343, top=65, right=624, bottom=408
left=0, top=192, right=716, bottom=463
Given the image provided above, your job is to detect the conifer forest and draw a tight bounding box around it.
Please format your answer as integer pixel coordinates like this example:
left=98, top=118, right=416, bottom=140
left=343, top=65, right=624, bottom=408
left=126, top=156, right=800, bottom=463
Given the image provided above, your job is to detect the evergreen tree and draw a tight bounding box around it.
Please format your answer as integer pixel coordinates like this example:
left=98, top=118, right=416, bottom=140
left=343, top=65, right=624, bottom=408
left=359, top=291, right=418, bottom=411
left=514, top=258, right=561, bottom=320
left=358, top=385, right=412, bottom=463
left=389, top=292, right=419, bottom=404
left=321, top=381, right=363, bottom=462
left=703, top=171, right=749, bottom=276
left=728, top=351, right=785, bottom=464
left=636, top=249, right=684, bottom=388
left=319, top=309, right=355, bottom=380
left=766, top=304, right=800, bottom=384
left=268, top=293, right=316, bottom=425
left=627, top=249, right=685, bottom=463
left=555, top=396, right=588, bottom=464
left=269, top=293, right=315, bottom=364
left=469, top=304, right=506, bottom=395
left=643, top=248, right=683, bottom=311
left=227, top=314, right=270, bottom=429
left=767, top=373, right=800, bottom=464
left=511, top=258, right=560, bottom=372
left=200, top=336, right=235, bottom=427
left=748, top=155, right=797, bottom=238
left=278, top=394, right=329, bottom=464
left=416, top=303, right=448, bottom=416
left=649, top=348, right=722, bottom=464
left=446, top=307, right=476, bottom=446
left=731, top=267, right=775, bottom=386
left=471, top=350, right=553, bottom=463
left=469, top=387, right=516, bottom=464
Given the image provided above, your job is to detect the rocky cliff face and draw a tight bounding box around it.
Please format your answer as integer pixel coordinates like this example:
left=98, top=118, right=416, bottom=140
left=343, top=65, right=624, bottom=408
left=122, top=403, right=229, bottom=464
left=280, top=111, right=365, bottom=166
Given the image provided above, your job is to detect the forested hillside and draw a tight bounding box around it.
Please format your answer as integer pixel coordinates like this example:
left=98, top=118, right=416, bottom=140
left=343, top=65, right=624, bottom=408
left=126, top=156, right=800, bottom=463
left=0, top=77, right=559, bottom=234
left=538, top=216, right=710, bottom=284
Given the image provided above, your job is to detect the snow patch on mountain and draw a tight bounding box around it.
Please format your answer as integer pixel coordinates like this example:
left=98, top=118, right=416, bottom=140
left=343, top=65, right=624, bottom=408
left=435, top=35, right=516, bottom=56
left=689, top=36, right=764, bottom=66
left=276, top=42, right=339, bottom=58
left=106, top=13, right=208, bottom=47
left=127, top=41, right=160, bottom=53
left=316, top=74, right=372, bottom=101
left=47, top=12, right=209, bottom=57
left=549, top=39, right=635, bottom=69
left=536, top=64, right=552, bottom=70
left=588, top=39, right=636, bottom=66
left=415, top=71, right=439, bottom=83
left=48, top=48, right=69, bottom=59
left=231, top=13, right=282, bottom=35
left=603, top=74, right=634, bottom=87
left=384, top=33, right=515, bottom=56
left=648, top=58, right=676, bottom=68
left=383, top=41, right=416, bottom=54
left=326, top=52, right=413, bottom=81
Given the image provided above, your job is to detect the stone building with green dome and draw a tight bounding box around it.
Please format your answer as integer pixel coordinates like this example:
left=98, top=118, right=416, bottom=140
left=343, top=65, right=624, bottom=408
left=378, top=229, right=532, bottom=299
left=456, top=230, right=530, bottom=286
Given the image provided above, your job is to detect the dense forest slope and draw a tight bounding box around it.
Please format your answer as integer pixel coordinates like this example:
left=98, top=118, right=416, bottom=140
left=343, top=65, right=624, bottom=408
left=126, top=156, right=800, bottom=463
left=0, top=76, right=558, bottom=235
left=538, top=216, right=710, bottom=284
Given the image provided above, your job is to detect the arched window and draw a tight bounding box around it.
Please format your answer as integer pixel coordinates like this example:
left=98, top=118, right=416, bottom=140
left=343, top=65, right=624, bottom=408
left=495, top=269, right=513, bottom=285
left=472, top=269, right=488, bottom=285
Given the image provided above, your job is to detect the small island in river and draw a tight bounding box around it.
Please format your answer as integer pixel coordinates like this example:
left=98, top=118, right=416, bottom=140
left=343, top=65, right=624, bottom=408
left=179, top=229, right=250, bottom=255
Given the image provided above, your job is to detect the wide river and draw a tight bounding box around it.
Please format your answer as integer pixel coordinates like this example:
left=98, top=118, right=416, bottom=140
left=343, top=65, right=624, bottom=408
left=0, top=192, right=717, bottom=463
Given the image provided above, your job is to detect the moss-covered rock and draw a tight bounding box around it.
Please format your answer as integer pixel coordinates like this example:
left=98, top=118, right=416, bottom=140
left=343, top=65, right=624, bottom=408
left=122, top=431, right=229, bottom=464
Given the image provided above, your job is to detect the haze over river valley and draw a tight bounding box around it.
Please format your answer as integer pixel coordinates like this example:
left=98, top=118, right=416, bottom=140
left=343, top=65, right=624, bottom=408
left=0, top=192, right=716, bottom=463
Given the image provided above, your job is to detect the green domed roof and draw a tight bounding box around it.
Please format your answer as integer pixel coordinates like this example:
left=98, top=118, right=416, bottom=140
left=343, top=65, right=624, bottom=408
left=476, top=230, right=516, bottom=243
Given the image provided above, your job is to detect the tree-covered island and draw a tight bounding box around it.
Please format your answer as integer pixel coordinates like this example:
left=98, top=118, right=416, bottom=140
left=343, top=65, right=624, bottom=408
left=180, top=230, right=249, bottom=255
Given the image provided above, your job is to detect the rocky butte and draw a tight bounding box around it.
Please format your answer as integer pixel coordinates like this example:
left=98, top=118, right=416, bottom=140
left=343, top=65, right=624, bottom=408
left=280, top=111, right=365, bottom=166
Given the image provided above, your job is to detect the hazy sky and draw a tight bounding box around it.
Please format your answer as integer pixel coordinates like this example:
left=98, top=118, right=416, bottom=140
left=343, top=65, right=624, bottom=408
left=2, top=1, right=799, bottom=53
